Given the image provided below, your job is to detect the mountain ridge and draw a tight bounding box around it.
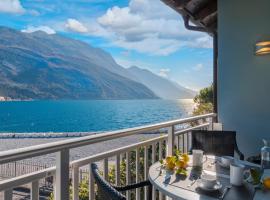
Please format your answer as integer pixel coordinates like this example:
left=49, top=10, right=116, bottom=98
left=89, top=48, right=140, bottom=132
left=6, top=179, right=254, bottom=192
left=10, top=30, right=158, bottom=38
left=0, top=26, right=157, bottom=100
left=0, top=26, right=195, bottom=100
left=126, top=66, right=196, bottom=99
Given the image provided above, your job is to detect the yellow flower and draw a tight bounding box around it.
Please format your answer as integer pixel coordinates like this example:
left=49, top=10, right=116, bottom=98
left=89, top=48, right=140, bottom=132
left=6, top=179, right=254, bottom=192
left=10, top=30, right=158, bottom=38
left=176, top=160, right=186, bottom=168
left=182, top=153, right=189, bottom=163
left=165, top=156, right=173, bottom=163
left=164, top=156, right=176, bottom=170
left=166, top=162, right=175, bottom=170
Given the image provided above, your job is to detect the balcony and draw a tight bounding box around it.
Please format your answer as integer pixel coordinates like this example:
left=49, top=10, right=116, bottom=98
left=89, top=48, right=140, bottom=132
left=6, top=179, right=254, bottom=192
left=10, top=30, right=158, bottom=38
left=0, top=113, right=216, bottom=200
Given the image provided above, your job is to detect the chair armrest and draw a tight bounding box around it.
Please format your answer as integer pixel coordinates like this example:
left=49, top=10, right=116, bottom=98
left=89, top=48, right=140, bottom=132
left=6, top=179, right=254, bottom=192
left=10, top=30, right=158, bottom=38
left=113, top=180, right=151, bottom=191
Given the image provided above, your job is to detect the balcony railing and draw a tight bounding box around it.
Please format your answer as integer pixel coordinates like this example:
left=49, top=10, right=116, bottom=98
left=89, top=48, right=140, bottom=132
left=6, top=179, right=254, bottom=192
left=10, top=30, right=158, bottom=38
left=0, top=113, right=216, bottom=200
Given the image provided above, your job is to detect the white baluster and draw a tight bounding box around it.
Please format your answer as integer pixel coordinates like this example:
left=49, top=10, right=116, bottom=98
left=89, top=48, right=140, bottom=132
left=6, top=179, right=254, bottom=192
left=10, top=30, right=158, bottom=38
left=152, top=143, right=156, bottom=200
left=115, top=154, right=120, bottom=186
left=167, top=129, right=175, bottom=200
left=183, top=133, right=187, bottom=153
left=4, top=189, right=12, bottom=200
left=72, top=166, right=79, bottom=200
left=136, top=148, right=140, bottom=200
left=164, top=140, right=168, bottom=156
left=126, top=151, right=131, bottom=200
left=144, top=146, right=149, bottom=199
left=31, top=180, right=39, bottom=200
left=152, top=143, right=156, bottom=163
left=89, top=163, right=95, bottom=200
left=208, top=117, right=213, bottom=130
left=56, top=149, right=70, bottom=200
left=53, top=175, right=56, bottom=199
left=187, top=132, right=191, bottom=152
left=167, top=126, right=175, bottom=156
left=158, top=141, right=163, bottom=200
left=159, top=141, right=163, bottom=161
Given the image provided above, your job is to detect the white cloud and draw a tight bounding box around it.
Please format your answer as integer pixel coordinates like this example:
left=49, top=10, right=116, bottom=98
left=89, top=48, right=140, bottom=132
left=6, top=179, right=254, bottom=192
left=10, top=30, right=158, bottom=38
left=114, top=36, right=181, bottom=56
left=53, top=0, right=211, bottom=55
left=21, top=26, right=56, bottom=34
left=158, top=68, right=170, bottom=78
left=0, top=0, right=25, bottom=14
left=98, top=7, right=141, bottom=29
left=193, top=63, right=204, bottom=71
left=28, top=9, right=40, bottom=16
left=90, top=0, right=212, bottom=55
left=84, top=20, right=112, bottom=38
left=65, top=19, right=88, bottom=33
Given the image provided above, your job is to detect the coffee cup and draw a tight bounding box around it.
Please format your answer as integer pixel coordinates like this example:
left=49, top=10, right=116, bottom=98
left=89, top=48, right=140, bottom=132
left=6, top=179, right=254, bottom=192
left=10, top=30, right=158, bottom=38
left=200, top=174, right=217, bottom=188
left=221, top=156, right=234, bottom=167
left=230, top=163, right=245, bottom=186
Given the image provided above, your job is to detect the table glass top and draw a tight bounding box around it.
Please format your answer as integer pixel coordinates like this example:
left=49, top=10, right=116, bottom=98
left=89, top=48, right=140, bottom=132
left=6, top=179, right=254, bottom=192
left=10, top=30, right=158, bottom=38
left=149, top=155, right=262, bottom=200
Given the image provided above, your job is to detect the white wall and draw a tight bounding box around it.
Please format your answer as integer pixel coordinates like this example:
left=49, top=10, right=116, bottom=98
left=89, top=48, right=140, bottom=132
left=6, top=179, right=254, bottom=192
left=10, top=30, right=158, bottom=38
left=218, top=0, right=270, bottom=157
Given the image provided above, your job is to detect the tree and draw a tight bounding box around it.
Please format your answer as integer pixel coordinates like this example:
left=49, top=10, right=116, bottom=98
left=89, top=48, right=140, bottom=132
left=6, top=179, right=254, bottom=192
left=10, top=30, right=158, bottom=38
left=193, top=85, right=213, bottom=115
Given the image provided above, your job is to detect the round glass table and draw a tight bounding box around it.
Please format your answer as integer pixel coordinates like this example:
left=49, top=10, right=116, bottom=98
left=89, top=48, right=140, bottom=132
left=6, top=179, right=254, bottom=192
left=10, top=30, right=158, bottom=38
left=148, top=155, right=269, bottom=200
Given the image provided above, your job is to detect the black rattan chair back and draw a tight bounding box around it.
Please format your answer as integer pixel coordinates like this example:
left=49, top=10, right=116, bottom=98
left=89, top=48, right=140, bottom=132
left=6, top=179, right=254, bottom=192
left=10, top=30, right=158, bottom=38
left=91, top=163, right=126, bottom=200
left=191, top=130, right=244, bottom=159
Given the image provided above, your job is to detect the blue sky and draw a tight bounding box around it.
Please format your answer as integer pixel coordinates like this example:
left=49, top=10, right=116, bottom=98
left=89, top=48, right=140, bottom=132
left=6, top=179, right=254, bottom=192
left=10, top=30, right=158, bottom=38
left=0, top=0, right=213, bottom=91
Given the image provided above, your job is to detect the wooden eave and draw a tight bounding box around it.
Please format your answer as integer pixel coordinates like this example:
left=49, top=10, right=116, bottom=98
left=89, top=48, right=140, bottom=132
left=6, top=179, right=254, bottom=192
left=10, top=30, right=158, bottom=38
left=161, top=0, right=217, bottom=34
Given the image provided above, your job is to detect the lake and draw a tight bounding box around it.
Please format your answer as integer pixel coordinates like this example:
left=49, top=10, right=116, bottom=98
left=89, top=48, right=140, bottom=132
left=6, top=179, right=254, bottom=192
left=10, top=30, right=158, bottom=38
left=0, top=99, right=194, bottom=133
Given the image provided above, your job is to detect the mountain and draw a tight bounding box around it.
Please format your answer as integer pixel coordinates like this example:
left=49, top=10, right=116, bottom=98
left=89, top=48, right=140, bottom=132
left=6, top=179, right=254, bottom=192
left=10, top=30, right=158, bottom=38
left=0, top=27, right=157, bottom=100
left=127, top=66, right=196, bottom=99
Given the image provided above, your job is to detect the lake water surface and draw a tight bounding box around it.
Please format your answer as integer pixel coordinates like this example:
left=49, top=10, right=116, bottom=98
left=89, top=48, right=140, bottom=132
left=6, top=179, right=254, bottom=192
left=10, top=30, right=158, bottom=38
left=0, top=99, right=194, bottom=133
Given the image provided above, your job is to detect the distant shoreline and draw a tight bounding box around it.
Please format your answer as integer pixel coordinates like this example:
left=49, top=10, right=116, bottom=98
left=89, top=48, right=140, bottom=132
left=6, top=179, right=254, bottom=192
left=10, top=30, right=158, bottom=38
left=0, top=131, right=97, bottom=139
left=0, top=130, right=163, bottom=139
left=0, top=98, right=194, bottom=102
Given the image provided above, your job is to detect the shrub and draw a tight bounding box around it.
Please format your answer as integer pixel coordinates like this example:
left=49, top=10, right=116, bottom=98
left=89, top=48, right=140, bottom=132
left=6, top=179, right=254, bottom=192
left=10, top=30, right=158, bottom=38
left=193, top=85, right=213, bottom=116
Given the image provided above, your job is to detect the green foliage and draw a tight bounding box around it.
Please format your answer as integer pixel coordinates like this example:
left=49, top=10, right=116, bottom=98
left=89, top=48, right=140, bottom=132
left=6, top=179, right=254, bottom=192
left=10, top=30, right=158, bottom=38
left=48, top=179, right=89, bottom=200
left=193, top=85, right=213, bottom=115
left=194, top=85, right=213, bottom=104
left=48, top=192, right=53, bottom=200
left=78, top=180, right=89, bottom=200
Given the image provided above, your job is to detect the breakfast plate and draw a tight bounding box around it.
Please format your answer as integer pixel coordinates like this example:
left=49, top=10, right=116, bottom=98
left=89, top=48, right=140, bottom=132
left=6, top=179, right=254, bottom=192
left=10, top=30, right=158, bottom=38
left=197, top=179, right=223, bottom=191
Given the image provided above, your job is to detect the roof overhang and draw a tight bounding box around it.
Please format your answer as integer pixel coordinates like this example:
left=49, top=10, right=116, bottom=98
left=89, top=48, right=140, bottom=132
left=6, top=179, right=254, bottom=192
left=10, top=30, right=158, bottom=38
left=161, top=0, right=217, bottom=34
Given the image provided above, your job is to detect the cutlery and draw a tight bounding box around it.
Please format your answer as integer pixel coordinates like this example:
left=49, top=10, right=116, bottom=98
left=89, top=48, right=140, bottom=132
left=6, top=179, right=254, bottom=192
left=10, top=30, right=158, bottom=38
left=219, top=185, right=231, bottom=199
left=187, top=174, right=199, bottom=187
left=187, top=179, right=197, bottom=187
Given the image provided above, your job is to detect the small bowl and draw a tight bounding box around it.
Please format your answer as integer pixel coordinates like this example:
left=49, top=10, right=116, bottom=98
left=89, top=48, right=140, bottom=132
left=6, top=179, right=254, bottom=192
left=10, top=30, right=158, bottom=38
left=221, top=156, right=234, bottom=167
left=200, top=174, right=217, bottom=188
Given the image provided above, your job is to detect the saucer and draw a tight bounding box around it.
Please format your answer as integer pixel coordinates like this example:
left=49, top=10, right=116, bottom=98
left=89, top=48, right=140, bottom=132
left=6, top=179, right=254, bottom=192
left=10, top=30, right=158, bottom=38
left=217, top=160, right=230, bottom=168
left=197, top=179, right=223, bottom=191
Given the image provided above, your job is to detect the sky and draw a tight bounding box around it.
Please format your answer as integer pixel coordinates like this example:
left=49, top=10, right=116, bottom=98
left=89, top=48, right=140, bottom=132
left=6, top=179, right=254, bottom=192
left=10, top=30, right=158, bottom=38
left=0, top=0, right=213, bottom=91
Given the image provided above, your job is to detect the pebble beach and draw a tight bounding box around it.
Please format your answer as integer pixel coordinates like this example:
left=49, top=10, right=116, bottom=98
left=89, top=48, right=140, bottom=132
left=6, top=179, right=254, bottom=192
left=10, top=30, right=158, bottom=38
left=0, top=132, right=162, bottom=166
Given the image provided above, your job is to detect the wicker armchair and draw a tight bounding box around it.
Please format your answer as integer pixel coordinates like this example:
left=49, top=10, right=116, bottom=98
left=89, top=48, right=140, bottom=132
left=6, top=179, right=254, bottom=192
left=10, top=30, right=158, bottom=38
left=191, top=130, right=244, bottom=160
left=91, top=163, right=152, bottom=200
